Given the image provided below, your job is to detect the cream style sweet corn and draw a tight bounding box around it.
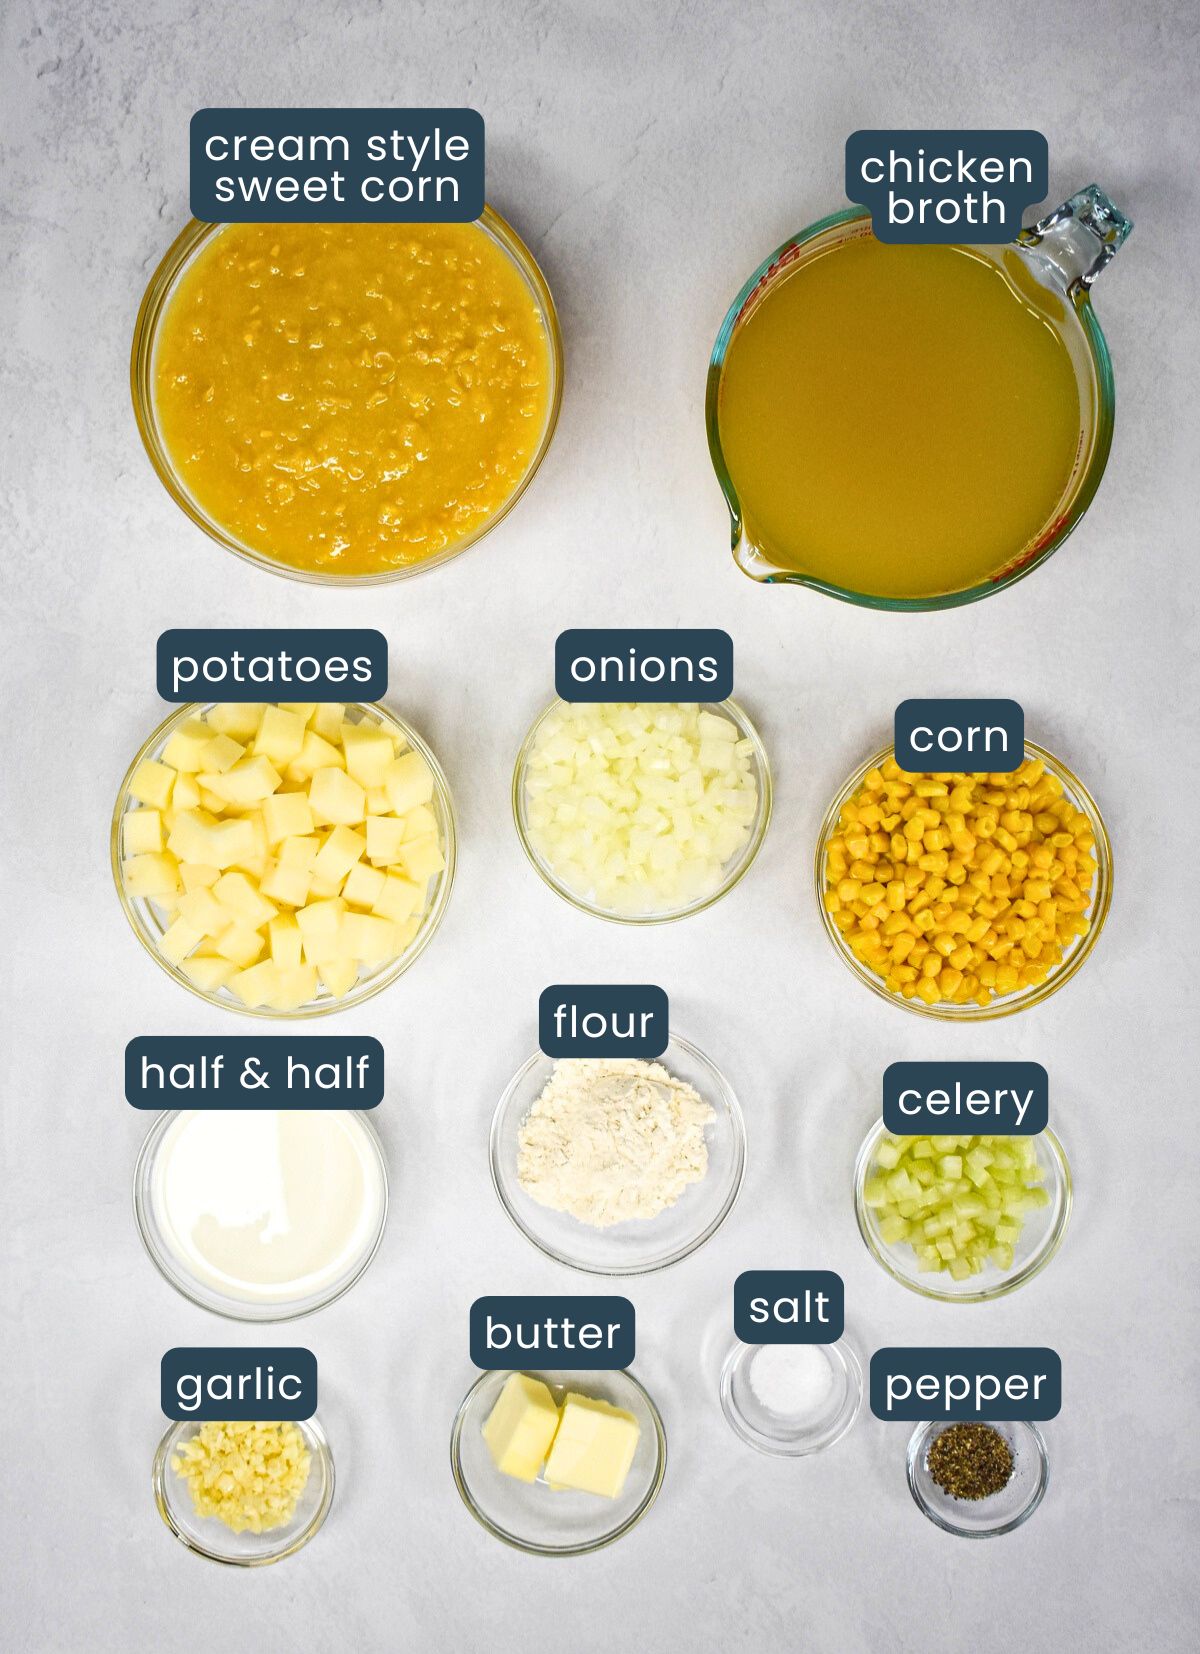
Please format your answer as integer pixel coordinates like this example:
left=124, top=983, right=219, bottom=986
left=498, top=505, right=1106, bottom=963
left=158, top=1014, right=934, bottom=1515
left=172, top=1421, right=311, bottom=1534
left=823, top=754, right=1097, bottom=1008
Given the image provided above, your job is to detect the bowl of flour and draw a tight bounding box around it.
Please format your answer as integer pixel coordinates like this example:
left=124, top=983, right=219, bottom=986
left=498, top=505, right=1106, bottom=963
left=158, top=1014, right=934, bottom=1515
left=489, top=1034, right=746, bottom=1275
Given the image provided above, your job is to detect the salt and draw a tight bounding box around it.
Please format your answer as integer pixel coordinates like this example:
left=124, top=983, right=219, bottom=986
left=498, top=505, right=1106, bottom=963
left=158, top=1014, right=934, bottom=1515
left=748, top=1344, right=834, bottom=1418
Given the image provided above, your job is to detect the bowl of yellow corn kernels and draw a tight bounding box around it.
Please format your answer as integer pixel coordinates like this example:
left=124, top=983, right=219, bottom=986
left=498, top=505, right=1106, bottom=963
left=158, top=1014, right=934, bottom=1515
left=112, top=700, right=456, bottom=1018
left=815, top=741, right=1112, bottom=1019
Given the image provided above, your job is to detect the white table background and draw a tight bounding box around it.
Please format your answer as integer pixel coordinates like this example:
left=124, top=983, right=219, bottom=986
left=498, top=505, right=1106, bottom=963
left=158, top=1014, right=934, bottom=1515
left=4, top=1, right=1198, bottom=1649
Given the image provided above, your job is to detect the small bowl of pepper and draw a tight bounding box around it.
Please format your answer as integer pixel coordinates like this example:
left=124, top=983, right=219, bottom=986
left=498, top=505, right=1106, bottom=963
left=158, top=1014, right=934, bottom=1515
left=906, top=1419, right=1049, bottom=1537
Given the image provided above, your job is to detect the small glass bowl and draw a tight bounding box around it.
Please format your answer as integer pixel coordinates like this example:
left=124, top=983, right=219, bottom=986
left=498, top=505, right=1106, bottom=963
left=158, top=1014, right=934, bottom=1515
left=130, top=208, right=563, bottom=585
left=134, top=1109, right=389, bottom=1321
left=153, top=1416, right=335, bottom=1565
left=907, top=1419, right=1049, bottom=1537
left=854, top=1120, right=1071, bottom=1303
left=112, top=700, right=456, bottom=1018
left=450, top=1368, right=666, bottom=1556
left=490, top=1033, right=746, bottom=1275
left=512, top=696, right=772, bottom=924
left=720, top=1337, right=862, bottom=1457
left=814, top=740, right=1112, bottom=1019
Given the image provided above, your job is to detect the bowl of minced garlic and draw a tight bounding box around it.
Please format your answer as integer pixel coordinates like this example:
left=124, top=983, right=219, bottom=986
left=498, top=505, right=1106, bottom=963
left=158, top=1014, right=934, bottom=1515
left=154, top=1419, right=334, bottom=1564
left=816, top=742, right=1111, bottom=1019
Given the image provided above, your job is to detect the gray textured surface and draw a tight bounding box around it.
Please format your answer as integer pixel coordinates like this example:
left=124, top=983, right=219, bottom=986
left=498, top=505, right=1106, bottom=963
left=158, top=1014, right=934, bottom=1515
left=3, top=1, right=1199, bottom=1649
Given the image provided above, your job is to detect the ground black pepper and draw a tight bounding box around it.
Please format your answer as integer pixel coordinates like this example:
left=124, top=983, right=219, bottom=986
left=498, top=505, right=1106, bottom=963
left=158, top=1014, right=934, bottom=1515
left=927, top=1423, right=1014, bottom=1500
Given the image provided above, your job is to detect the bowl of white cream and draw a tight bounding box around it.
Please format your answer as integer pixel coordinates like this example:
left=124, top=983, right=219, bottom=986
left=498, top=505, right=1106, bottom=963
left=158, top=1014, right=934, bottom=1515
left=134, top=1109, right=389, bottom=1319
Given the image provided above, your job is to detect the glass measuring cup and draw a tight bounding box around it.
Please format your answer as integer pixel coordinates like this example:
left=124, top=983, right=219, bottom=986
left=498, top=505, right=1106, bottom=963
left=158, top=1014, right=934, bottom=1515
left=706, top=185, right=1132, bottom=610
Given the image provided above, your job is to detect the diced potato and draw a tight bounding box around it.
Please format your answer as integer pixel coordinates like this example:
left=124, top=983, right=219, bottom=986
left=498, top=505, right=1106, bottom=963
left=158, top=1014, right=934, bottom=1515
left=172, top=773, right=202, bottom=812
left=267, top=965, right=320, bottom=1011
left=177, top=887, right=226, bottom=934
left=262, top=791, right=316, bottom=845
left=208, top=703, right=265, bottom=740
left=365, top=814, right=407, bottom=866
left=255, top=706, right=307, bottom=766
left=319, top=959, right=359, bottom=998
left=182, top=956, right=237, bottom=992
left=307, top=874, right=343, bottom=899
left=312, top=825, right=367, bottom=884
left=343, top=862, right=386, bottom=909
left=341, top=913, right=396, bottom=962
left=365, top=787, right=391, bottom=814
left=158, top=916, right=203, bottom=964
left=260, top=861, right=313, bottom=908
left=201, top=756, right=282, bottom=809
left=342, top=721, right=397, bottom=787
left=268, top=914, right=303, bottom=968
left=310, top=703, right=346, bottom=744
left=213, top=922, right=266, bottom=968
left=202, top=733, right=245, bottom=774
left=279, top=834, right=320, bottom=869
left=372, top=872, right=422, bottom=923
left=295, top=898, right=347, bottom=938
left=129, top=759, right=176, bottom=809
left=214, top=871, right=277, bottom=928
left=163, top=718, right=218, bottom=773
left=124, top=852, right=180, bottom=898
left=309, top=767, right=365, bottom=826
left=287, top=730, right=344, bottom=781
left=397, top=835, right=445, bottom=882
left=383, top=751, right=434, bottom=815
left=401, top=804, right=438, bottom=843
left=228, top=960, right=283, bottom=1008
left=278, top=702, right=317, bottom=725
left=180, top=862, right=220, bottom=892
left=124, top=810, right=163, bottom=855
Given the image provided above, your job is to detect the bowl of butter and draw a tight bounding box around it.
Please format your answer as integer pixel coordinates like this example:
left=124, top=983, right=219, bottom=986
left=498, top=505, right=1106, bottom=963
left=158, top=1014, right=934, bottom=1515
left=450, top=1368, right=666, bottom=1555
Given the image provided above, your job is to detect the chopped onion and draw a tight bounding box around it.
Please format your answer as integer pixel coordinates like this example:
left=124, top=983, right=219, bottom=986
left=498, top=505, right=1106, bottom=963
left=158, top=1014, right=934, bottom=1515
left=524, top=703, right=759, bottom=914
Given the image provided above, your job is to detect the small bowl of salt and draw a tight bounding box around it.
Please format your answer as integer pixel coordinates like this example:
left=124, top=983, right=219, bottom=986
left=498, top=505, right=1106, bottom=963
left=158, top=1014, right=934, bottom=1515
left=720, top=1337, right=862, bottom=1457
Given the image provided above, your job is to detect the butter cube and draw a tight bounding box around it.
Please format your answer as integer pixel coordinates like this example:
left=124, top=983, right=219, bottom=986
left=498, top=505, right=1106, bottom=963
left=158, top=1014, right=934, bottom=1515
left=543, top=1394, right=639, bottom=1500
left=483, top=1373, right=562, bottom=1484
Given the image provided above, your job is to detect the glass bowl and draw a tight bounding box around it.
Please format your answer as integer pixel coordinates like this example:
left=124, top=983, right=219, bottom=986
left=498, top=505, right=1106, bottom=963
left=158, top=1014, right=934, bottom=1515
left=854, top=1119, right=1071, bottom=1303
left=130, top=208, right=563, bottom=585
left=814, top=740, right=1112, bottom=1019
left=112, top=699, right=456, bottom=1018
left=512, top=696, right=772, bottom=924
left=450, top=1368, right=666, bottom=1556
left=134, top=1109, right=389, bottom=1320
left=490, top=1033, right=746, bottom=1275
left=153, top=1416, right=335, bottom=1565
left=720, top=1336, right=862, bottom=1457
left=907, top=1419, right=1049, bottom=1537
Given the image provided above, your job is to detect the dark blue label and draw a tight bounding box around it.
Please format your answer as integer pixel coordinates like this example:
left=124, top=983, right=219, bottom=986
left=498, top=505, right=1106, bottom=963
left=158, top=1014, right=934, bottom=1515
left=870, top=1348, right=1061, bottom=1420
left=894, top=699, right=1024, bottom=772
left=191, top=109, right=484, bottom=222
left=162, top=1348, right=317, bottom=1420
left=539, top=986, right=668, bottom=1058
left=470, top=1297, right=634, bottom=1370
left=845, top=130, right=1048, bottom=243
left=555, top=629, right=733, bottom=702
left=734, top=1271, right=844, bottom=1343
left=157, top=628, right=387, bottom=702
left=126, top=1037, right=384, bottom=1108
left=882, top=1062, right=1047, bottom=1135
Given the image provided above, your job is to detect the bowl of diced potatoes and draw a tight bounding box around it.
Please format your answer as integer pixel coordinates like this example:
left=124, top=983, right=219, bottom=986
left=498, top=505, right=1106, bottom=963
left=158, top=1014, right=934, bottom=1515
left=112, top=700, right=456, bottom=1016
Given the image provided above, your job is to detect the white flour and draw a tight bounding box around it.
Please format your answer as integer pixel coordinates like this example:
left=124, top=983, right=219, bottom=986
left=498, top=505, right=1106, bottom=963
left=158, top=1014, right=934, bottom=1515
left=516, top=1058, right=714, bottom=1227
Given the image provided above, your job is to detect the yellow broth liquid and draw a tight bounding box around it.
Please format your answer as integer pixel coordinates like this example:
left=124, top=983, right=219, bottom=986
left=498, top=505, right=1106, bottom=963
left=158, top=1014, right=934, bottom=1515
left=154, top=222, right=551, bottom=577
left=716, top=234, right=1086, bottom=599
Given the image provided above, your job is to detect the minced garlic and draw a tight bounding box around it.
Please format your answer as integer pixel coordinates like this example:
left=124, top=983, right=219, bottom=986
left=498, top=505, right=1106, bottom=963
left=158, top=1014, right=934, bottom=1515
left=172, top=1421, right=311, bottom=1534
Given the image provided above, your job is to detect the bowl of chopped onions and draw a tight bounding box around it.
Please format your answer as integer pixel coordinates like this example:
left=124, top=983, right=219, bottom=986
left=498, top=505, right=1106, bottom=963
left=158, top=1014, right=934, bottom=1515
left=512, top=697, right=772, bottom=923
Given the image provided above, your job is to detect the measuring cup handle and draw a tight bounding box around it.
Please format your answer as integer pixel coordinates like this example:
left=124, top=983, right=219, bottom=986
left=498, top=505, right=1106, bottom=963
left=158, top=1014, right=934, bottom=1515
left=1018, top=184, right=1133, bottom=292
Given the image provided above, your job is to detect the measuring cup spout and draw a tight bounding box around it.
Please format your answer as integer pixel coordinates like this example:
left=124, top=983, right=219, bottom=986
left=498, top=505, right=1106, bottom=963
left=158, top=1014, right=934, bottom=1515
left=1017, top=185, right=1133, bottom=293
